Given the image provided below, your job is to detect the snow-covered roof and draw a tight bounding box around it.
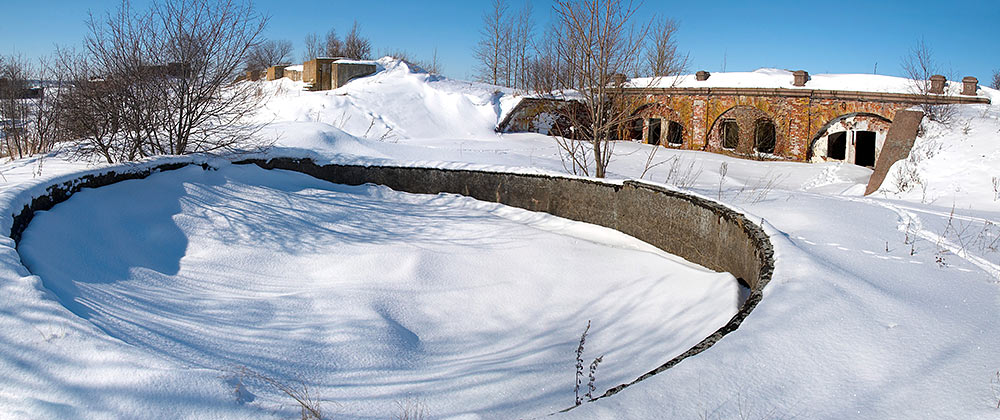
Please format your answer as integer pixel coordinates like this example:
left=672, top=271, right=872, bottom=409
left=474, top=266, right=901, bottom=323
left=334, top=59, right=378, bottom=66
left=284, top=65, right=303, bottom=72
left=628, top=68, right=981, bottom=97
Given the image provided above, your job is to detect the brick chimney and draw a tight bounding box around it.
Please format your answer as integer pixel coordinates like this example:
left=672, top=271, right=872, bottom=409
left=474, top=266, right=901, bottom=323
left=929, top=75, right=946, bottom=94
left=793, top=70, right=809, bottom=87
left=696, top=70, right=710, bottom=81
left=961, top=76, right=978, bottom=96
left=610, top=73, right=628, bottom=87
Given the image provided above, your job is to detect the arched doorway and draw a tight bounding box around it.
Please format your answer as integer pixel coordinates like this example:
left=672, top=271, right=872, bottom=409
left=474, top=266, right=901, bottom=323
left=810, top=113, right=891, bottom=167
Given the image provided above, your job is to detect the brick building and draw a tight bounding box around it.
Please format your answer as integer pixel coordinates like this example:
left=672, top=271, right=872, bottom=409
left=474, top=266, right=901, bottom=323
left=499, top=70, right=990, bottom=168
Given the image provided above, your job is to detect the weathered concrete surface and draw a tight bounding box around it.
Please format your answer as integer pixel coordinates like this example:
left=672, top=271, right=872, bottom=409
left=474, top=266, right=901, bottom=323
left=334, top=61, right=376, bottom=88
left=864, top=110, right=924, bottom=195
left=9, top=158, right=775, bottom=402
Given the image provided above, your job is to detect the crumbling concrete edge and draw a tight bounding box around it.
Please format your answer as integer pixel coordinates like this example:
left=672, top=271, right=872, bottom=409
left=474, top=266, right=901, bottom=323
left=7, top=156, right=775, bottom=410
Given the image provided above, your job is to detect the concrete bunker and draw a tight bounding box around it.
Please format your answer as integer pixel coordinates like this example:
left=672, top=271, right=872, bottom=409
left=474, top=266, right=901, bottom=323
left=8, top=158, right=774, bottom=404
left=300, top=58, right=377, bottom=91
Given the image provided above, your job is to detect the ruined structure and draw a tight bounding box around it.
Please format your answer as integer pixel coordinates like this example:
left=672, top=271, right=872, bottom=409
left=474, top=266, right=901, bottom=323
left=265, top=58, right=376, bottom=91
left=499, top=70, right=990, bottom=170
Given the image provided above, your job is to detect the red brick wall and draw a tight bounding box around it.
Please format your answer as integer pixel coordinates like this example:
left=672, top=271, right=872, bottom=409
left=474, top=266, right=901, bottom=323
left=625, top=94, right=914, bottom=161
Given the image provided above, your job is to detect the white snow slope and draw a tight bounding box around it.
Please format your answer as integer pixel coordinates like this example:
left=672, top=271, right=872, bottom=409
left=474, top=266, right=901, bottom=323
left=0, top=59, right=998, bottom=419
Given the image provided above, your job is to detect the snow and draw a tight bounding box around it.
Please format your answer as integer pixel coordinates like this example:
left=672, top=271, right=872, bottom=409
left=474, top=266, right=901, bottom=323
left=15, top=163, right=739, bottom=419
left=877, top=101, right=1000, bottom=210
left=0, top=57, right=998, bottom=419
left=333, top=59, right=378, bottom=66
left=630, top=68, right=985, bottom=97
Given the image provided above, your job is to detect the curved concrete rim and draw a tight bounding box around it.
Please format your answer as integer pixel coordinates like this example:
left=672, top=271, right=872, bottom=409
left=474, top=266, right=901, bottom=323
left=7, top=157, right=775, bottom=409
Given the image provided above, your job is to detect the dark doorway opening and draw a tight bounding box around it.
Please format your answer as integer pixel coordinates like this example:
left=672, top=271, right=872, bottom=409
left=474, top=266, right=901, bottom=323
left=827, top=132, right=846, bottom=160
left=854, top=131, right=876, bottom=167
left=627, top=118, right=643, bottom=140
left=667, top=121, right=683, bottom=146
left=722, top=120, right=738, bottom=149
left=648, top=118, right=661, bottom=145
left=754, top=120, right=776, bottom=154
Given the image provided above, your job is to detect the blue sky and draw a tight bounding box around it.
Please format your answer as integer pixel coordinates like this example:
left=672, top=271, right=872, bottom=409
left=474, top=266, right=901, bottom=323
left=2, top=0, right=997, bottom=82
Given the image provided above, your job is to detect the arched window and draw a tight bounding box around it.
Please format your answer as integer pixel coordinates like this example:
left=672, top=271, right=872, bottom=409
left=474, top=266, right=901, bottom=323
left=754, top=120, right=776, bottom=154
left=667, top=121, right=683, bottom=146
left=722, top=120, right=739, bottom=149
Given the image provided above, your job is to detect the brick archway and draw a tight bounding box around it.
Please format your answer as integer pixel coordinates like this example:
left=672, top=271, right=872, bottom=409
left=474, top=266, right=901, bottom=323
left=707, top=106, right=780, bottom=156
left=808, top=112, right=893, bottom=163
left=629, top=103, right=685, bottom=146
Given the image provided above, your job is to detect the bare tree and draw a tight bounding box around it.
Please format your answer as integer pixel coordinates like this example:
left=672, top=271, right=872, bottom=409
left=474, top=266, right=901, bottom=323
left=246, top=39, right=293, bottom=71
left=644, top=17, right=687, bottom=82
left=901, top=39, right=955, bottom=123
left=550, top=0, right=649, bottom=178
left=324, top=29, right=343, bottom=57
left=0, top=54, right=33, bottom=159
left=343, top=21, right=371, bottom=60
left=528, top=30, right=560, bottom=93
left=64, top=0, right=269, bottom=163
left=303, top=32, right=323, bottom=61
left=992, top=69, right=999, bottom=90
left=475, top=0, right=510, bottom=86
left=55, top=48, right=140, bottom=163
left=30, top=56, right=69, bottom=156
left=509, top=1, right=534, bottom=90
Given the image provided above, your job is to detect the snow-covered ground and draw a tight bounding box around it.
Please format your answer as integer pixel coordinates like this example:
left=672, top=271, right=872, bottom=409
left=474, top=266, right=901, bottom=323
left=0, top=59, right=998, bottom=419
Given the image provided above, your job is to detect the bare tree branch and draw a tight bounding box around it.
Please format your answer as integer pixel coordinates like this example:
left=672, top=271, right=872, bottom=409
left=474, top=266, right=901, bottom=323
left=550, top=0, right=650, bottom=178
left=343, top=21, right=371, bottom=60
left=246, top=39, right=293, bottom=72
left=901, top=39, right=956, bottom=123
left=303, top=32, right=322, bottom=61
left=61, top=0, right=271, bottom=163
left=643, top=16, right=688, bottom=85
left=475, top=0, right=510, bottom=86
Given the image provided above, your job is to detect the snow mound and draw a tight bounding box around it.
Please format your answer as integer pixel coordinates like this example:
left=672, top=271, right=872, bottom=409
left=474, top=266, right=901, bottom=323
left=259, top=121, right=390, bottom=159
left=876, top=92, right=1000, bottom=210
left=259, top=57, right=518, bottom=141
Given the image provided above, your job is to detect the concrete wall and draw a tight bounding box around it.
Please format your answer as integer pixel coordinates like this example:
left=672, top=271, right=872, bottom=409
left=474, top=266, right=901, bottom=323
left=334, top=62, right=376, bottom=88
left=8, top=158, right=775, bottom=401
left=302, top=58, right=336, bottom=91
left=301, top=59, right=376, bottom=91
left=266, top=65, right=286, bottom=81
left=864, top=110, right=924, bottom=195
